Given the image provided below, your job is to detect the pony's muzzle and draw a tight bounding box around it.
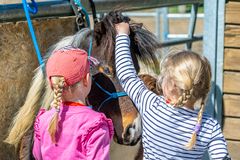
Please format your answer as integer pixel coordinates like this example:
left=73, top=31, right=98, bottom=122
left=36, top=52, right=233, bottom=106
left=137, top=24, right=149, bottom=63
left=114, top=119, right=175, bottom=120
left=122, top=114, right=142, bottom=146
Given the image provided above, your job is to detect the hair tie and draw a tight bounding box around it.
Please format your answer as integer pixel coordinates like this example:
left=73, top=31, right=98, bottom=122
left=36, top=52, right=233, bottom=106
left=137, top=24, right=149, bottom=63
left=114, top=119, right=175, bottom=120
left=194, top=123, right=201, bottom=134
left=55, top=107, right=60, bottom=113
left=88, top=56, right=100, bottom=66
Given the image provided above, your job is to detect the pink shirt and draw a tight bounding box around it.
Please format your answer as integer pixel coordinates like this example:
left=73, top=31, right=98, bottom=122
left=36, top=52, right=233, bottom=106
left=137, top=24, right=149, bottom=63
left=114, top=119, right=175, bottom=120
left=33, top=104, right=114, bottom=160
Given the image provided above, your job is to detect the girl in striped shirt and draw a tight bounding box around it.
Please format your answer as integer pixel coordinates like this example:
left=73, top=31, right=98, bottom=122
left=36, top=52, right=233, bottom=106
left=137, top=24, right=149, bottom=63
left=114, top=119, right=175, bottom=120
left=114, top=22, right=230, bottom=160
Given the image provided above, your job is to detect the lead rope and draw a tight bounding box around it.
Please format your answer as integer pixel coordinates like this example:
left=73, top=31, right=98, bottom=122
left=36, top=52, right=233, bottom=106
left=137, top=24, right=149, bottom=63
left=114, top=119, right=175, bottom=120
left=22, top=0, right=44, bottom=67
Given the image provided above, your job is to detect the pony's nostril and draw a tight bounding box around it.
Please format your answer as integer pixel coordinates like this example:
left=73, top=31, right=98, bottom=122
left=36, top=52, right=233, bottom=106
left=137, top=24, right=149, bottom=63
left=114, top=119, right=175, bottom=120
left=132, top=124, right=135, bottom=129
left=113, top=134, right=123, bottom=144
left=123, top=125, right=132, bottom=143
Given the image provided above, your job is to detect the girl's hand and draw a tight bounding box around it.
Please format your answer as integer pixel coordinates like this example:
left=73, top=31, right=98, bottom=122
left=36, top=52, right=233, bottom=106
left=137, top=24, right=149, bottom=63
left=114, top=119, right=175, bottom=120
left=115, top=22, right=130, bottom=35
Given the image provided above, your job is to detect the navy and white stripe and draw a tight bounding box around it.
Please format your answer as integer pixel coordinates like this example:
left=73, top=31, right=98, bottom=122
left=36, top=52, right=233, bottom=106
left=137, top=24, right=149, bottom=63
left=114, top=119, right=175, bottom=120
left=115, top=34, right=230, bottom=160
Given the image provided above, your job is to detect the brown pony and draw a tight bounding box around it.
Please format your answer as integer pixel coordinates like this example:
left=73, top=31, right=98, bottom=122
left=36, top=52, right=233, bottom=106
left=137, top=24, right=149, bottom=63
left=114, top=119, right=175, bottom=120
left=5, top=11, right=161, bottom=159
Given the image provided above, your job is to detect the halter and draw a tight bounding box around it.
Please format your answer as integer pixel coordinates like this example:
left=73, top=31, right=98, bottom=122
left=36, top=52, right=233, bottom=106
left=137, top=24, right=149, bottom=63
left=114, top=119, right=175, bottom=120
left=93, top=80, right=128, bottom=111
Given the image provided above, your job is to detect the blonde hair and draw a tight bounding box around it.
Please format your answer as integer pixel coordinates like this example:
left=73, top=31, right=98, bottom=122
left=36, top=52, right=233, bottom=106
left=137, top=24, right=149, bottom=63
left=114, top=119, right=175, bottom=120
left=48, top=76, right=65, bottom=143
left=158, top=50, right=211, bottom=149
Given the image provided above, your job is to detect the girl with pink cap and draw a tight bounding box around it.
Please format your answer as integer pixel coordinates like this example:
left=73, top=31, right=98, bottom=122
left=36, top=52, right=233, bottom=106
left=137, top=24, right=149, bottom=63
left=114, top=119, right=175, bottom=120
left=32, top=47, right=113, bottom=160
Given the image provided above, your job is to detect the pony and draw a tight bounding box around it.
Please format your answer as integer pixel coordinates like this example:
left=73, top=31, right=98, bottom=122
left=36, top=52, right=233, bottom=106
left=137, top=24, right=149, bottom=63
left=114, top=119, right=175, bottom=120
left=5, top=11, right=161, bottom=159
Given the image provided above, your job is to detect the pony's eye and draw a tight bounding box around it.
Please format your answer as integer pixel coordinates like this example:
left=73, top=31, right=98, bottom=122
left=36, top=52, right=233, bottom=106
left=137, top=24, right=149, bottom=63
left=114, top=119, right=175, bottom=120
left=98, top=65, right=113, bottom=77
left=104, top=67, right=110, bottom=74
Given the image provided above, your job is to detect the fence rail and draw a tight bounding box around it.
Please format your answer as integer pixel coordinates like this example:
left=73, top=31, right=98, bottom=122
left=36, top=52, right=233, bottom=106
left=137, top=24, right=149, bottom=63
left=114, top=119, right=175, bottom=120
left=0, top=0, right=203, bottom=22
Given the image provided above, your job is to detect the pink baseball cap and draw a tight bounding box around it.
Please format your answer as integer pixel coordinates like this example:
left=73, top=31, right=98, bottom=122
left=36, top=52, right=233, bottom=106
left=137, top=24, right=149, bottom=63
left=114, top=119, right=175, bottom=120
left=46, top=47, right=90, bottom=87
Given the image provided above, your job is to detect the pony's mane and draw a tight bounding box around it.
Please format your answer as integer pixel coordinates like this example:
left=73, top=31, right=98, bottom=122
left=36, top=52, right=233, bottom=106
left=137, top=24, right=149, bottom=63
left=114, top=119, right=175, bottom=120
left=94, top=10, right=160, bottom=73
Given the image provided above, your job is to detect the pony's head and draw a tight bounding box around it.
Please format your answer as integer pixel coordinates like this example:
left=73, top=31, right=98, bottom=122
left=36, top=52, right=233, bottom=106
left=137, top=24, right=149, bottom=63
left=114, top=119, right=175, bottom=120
left=89, top=11, right=161, bottom=145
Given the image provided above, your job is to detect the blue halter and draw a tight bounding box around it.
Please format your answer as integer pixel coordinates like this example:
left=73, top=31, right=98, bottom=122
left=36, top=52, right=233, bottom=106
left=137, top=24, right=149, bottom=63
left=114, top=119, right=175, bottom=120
left=94, top=81, right=128, bottom=111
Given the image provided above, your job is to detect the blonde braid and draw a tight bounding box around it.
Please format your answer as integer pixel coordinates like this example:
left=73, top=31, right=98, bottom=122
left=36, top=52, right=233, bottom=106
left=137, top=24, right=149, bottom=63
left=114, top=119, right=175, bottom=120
left=185, top=56, right=211, bottom=149
left=185, top=98, right=205, bottom=150
left=174, top=88, right=193, bottom=107
left=48, top=76, right=65, bottom=143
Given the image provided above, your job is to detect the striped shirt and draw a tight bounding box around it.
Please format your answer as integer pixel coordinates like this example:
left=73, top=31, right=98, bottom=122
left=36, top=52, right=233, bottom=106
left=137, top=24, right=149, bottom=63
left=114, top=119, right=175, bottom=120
left=115, top=34, right=230, bottom=160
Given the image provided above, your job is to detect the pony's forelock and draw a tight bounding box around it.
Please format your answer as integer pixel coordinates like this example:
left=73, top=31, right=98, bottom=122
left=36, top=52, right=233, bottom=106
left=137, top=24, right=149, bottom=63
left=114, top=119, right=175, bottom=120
left=93, top=10, right=160, bottom=74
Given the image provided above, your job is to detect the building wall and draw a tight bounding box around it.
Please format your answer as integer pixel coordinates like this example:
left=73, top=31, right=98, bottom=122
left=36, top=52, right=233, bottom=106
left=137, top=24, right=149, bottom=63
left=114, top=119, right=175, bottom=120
left=223, top=1, right=240, bottom=159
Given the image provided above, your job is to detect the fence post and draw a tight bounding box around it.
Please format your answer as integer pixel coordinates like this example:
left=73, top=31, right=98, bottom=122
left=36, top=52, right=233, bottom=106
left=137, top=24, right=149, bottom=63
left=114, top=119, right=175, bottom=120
left=161, top=7, right=169, bottom=41
left=155, top=8, right=161, bottom=41
left=203, top=0, right=225, bottom=158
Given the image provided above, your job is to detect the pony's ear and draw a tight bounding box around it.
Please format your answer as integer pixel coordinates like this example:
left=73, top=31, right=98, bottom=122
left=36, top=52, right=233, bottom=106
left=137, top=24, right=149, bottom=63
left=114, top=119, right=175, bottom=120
left=94, top=22, right=106, bottom=46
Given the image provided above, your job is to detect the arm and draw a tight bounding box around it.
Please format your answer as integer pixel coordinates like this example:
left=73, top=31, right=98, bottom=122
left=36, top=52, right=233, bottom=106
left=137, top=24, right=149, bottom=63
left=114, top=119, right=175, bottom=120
left=86, top=123, right=112, bottom=160
left=32, top=133, right=42, bottom=160
left=32, top=109, right=45, bottom=160
left=208, top=122, right=231, bottom=160
left=115, top=33, right=160, bottom=115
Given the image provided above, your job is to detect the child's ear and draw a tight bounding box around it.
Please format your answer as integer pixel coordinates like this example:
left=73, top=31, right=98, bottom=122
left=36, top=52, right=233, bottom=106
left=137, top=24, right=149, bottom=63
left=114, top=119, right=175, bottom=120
left=83, top=73, right=91, bottom=87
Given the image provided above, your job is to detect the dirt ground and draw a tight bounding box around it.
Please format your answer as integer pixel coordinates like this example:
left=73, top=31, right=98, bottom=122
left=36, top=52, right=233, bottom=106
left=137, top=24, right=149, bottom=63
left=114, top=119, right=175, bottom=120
left=110, top=140, right=141, bottom=159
